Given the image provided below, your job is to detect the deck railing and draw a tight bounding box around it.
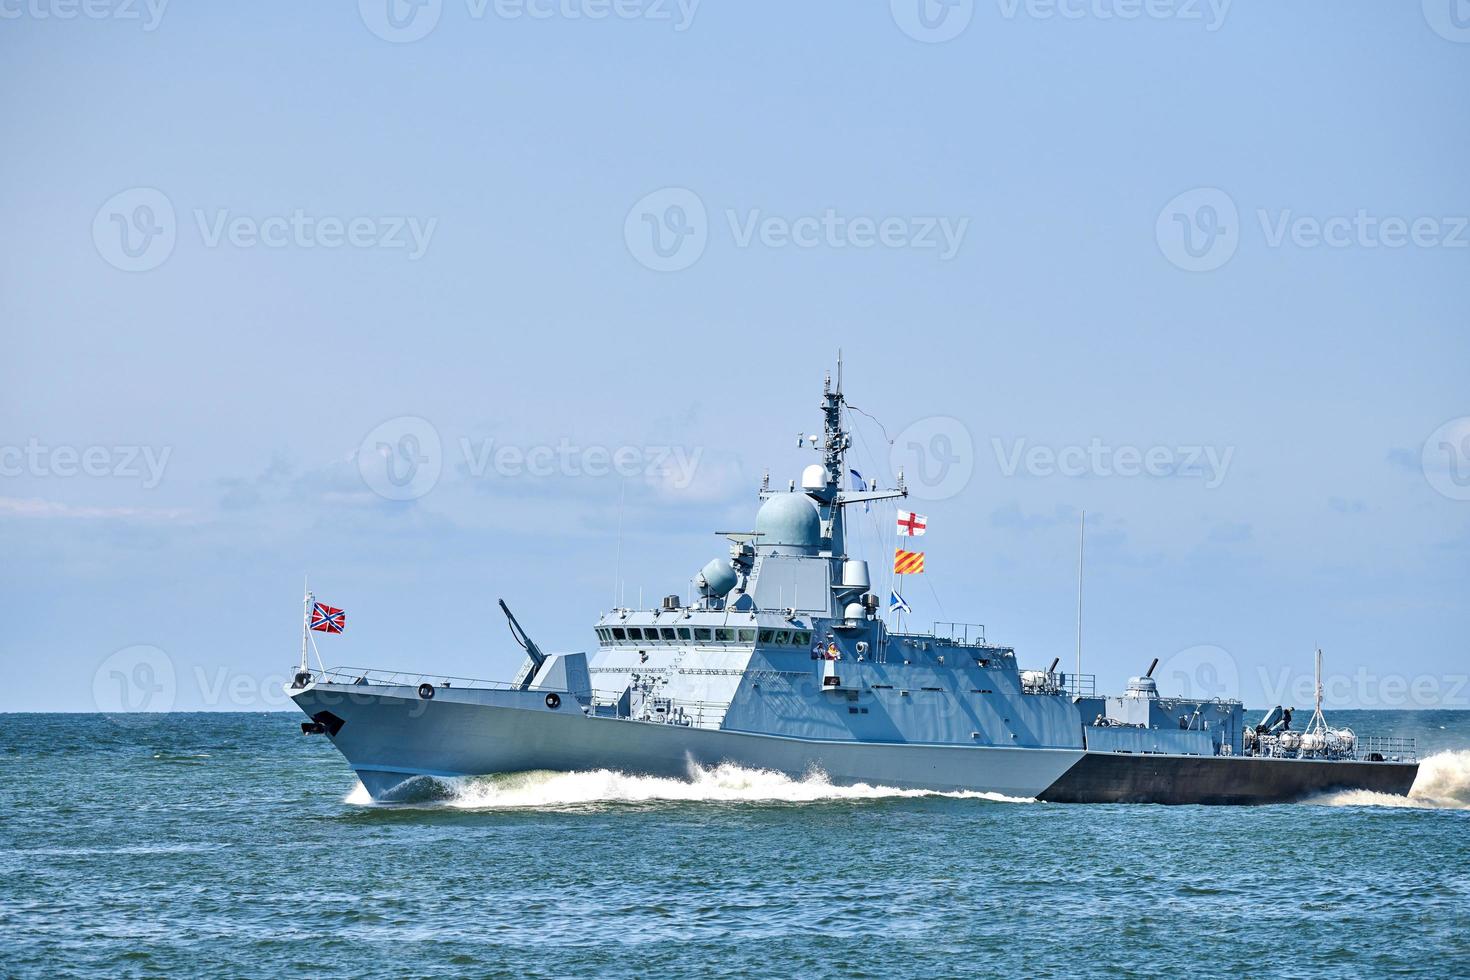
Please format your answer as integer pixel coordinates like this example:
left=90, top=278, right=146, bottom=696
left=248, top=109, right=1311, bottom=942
left=312, top=666, right=524, bottom=692
left=1352, top=735, right=1417, bottom=763
left=930, top=622, right=988, bottom=645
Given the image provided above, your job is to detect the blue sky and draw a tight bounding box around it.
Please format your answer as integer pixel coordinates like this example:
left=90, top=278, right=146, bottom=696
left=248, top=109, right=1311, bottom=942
left=3, top=1, right=1467, bottom=712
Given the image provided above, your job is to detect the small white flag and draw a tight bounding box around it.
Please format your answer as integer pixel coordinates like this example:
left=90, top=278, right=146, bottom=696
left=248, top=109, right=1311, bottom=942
left=896, top=510, right=927, bottom=536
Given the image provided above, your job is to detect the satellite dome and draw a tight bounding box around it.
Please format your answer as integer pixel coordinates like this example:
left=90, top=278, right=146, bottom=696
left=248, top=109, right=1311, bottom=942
left=801, top=464, right=829, bottom=491
left=755, top=493, right=821, bottom=552
left=697, top=558, right=738, bottom=598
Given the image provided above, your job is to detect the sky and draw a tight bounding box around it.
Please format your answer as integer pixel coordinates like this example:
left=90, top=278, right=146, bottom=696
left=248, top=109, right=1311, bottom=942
left=2, top=0, right=1467, bottom=713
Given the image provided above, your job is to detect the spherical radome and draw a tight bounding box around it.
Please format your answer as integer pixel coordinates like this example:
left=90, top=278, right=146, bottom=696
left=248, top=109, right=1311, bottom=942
left=754, top=493, right=821, bottom=549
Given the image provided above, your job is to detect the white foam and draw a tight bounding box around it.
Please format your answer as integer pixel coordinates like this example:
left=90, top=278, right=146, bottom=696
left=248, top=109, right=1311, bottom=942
left=1307, top=749, right=1470, bottom=811
left=345, top=762, right=1033, bottom=809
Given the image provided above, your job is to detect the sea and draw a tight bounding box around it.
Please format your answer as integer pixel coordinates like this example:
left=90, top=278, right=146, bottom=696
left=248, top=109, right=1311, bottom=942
left=2, top=710, right=1467, bottom=978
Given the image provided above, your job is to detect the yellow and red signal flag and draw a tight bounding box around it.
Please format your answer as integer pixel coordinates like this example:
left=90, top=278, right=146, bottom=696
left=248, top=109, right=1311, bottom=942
left=893, top=548, right=925, bottom=575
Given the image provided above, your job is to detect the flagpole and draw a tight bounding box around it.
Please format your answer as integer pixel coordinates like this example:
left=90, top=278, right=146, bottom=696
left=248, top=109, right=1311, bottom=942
left=300, top=579, right=313, bottom=676
left=1076, top=510, right=1085, bottom=699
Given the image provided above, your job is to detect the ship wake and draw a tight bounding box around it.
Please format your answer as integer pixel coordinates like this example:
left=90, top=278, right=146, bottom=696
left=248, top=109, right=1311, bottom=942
left=345, top=762, right=1034, bottom=809
left=1305, top=750, right=1470, bottom=810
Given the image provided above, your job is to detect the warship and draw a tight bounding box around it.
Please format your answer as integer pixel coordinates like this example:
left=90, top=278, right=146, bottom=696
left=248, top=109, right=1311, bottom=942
left=290, top=366, right=1419, bottom=805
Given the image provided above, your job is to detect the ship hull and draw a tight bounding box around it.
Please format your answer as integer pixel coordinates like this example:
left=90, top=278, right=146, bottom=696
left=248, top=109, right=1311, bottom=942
left=293, top=684, right=1418, bottom=805
left=1036, top=750, right=1418, bottom=805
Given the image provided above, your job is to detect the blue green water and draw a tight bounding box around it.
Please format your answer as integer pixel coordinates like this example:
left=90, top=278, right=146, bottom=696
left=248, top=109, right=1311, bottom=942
left=2, top=711, right=1468, bottom=978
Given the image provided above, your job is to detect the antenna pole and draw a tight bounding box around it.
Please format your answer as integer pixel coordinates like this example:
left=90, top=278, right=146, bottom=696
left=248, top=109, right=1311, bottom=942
left=1075, top=511, right=1085, bottom=696
left=300, top=577, right=312, bottom=675
left=614, top=478, right=626, bottom=608
left=1315, top=647, right=1323, bottom=715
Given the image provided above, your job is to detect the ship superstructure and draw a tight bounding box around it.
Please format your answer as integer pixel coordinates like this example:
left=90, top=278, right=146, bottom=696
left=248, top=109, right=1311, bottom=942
left=290, top=367, right=1419, bottom=805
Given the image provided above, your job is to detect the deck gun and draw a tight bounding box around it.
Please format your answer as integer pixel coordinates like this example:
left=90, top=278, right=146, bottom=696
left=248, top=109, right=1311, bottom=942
left=501, top=599, right=546, bottom=690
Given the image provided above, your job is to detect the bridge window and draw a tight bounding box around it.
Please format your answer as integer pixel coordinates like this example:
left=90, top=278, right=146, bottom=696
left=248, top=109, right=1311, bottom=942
left=694, top=627, right=712, bottom=641
left=738, top=629, right=756, bottom=643
left=627, top=627, right=644, bottom=641
left=759, top=629, right=775, bottom=643
left=660, top=628, right=677, bottom=641
left=774, top=630, right=790, bottom=644
left=611, top=627, right=626, bottom=640
left=677, top=627, right=692, bottom=640
left=716, top=628, right=735, bottom=642
left=792, top=631, right=811, bottom=646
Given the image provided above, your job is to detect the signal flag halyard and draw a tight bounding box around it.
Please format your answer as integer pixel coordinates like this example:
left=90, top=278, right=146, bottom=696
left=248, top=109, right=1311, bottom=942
left=893, top=548, right=925, bottom=575
left=896, top=511, right=927, bottom=536
left=310, top=602, right=346, bottom=634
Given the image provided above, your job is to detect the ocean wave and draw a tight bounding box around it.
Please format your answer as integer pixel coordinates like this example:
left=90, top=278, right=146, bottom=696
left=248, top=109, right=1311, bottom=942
left=1306, top=750, right=1470, bottom=810
left=345, top=763, right=1034, bottom=809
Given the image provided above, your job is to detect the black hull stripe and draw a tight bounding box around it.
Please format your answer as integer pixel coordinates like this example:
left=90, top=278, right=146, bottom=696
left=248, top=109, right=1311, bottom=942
left=1038, top=752, right=1419, bottom=805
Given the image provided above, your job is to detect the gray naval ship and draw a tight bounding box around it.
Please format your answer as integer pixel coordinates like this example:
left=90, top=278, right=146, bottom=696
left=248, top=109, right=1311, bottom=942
left=291, top=368, right=1419, bottom=805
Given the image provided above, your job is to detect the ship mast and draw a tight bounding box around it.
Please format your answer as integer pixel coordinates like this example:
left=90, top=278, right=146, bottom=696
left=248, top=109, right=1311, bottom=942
left=765, top=356, right=906, bottom=559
